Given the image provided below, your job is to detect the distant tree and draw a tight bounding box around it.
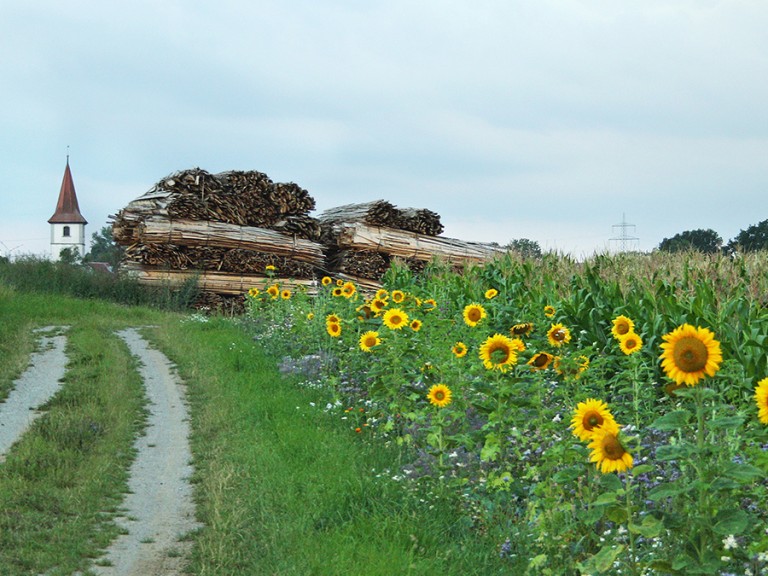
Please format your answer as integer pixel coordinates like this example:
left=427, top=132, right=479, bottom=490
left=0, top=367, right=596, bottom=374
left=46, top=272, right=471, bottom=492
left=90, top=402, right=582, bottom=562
left=58, top=247, right=82, bottom=265
left=506, top=238, right=542, bottom=259
left=84, top=226, right=124, bottom=268
left=658, top=229, right=723, bottom=254
left=727, top=219, right=768, bottom=253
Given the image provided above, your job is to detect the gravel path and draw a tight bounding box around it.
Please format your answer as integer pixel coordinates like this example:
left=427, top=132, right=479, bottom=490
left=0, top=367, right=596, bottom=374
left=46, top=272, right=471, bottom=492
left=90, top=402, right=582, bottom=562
left=0, top=326, right=69, bottom=461
left=90, top=328, right=200, bottom=576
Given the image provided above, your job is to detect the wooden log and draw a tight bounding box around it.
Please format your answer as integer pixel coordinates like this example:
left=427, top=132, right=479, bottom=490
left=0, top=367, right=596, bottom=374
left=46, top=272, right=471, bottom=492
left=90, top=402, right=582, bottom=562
left=120, top=262, right=320, bottom=296
left=322, top=222, right=506, bottom=264
left=115, top=216, right=325, bottom=265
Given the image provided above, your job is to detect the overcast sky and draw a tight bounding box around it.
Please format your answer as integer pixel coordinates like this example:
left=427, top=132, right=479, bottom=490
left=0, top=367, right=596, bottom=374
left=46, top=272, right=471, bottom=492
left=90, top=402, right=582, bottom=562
left=2, top=1, right=767, bottom=259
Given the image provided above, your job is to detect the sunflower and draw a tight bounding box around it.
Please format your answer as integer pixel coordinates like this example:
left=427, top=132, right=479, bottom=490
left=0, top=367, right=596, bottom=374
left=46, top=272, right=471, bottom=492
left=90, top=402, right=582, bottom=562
left=391, top=290, right=406, bottom=304
left=247, top=287, right=260, bottom=298
left=265, top=264, right=277, bottom=272
left=547, top=323, right=572, bottom=347
left=754, top=378, right=768, bottom=424
left=463, top=303, right=487, bottom=327
left=527, top=351, right=554, bottom=371
left=359, top=331, right=381, bottom=352
left=306, top=312, right=315, bottom=321
left=375, top=288, right=389, bottom=300
left=479, top=333, right=519, bottom=372
left=332, top=287, right=343, bottom=297
left=588, top=423, right=633, bottom=474
left=321, top=276, right=332, bottom=286
left=611, top=315, right=635, bottom=340
left=570, top=399, right=617, bottom=442
left=452, top=342, right=468, bottom=358
left=326, top=313, right=341, bottom=324
left=427, top=384, right=452, bottom=408
left=326, top=322, right=342, bottom=338
left=383, top=308, right=409, bottom=330
left=280, top=289, right=291, bottom=300
left=556, top=355, right=590, bottom=380
left=370, top=297, right=388, bottom=315
left=544, top=305, right=556, bottom=318
left=422, top=298, right=437, bottom=312
left=341, top=281, right=356, bottom=298
left=659, top=323, right=723, bottom=386
left=336, top=279, right=344, bottom=286
left=485, top=288, right=499, bottom=300
left=618, top=332, right=643, bottom=355
left=410, top=319, right=423, bottom=332
left=511, top=322, right=534, bottom=337
left=267, top=284, right=279, bottom=299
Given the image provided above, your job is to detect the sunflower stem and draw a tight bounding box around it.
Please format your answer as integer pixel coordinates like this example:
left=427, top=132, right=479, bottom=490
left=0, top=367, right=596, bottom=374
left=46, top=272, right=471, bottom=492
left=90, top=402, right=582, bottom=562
left=694, top=385, right=710, bottom=564
left=624, top=472, right=639, bottom=576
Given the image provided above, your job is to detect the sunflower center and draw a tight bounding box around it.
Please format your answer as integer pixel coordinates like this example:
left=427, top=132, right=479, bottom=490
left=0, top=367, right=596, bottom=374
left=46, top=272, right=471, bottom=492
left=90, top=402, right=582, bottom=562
left=532, top=354, right=548, bottom=367
left=625, top=338, right=637, bottom=349
left=601, top=435, right=626, bottom=460
left=673, top=337, right=709, bottom=373
left=468, top=309, right=482, bottom=322
left=489, top=344, right=511, bottom=364
left=391, top=315, right=402, bottom=325
left=584, top=411, right=603, bottom=430
left=552, top=329, right=566, bottom=342
left=434, top=391, right=446, bottom=401
left=616, top=322, right=630, bottom=335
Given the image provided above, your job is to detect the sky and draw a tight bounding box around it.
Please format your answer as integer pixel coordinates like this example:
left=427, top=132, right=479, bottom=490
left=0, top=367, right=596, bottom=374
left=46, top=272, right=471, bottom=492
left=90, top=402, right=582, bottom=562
left=2, top=1, right=767, bottom=260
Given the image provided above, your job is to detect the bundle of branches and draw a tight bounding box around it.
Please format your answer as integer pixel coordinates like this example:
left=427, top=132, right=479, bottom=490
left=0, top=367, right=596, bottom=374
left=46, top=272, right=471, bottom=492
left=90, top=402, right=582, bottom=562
left=321, top=222, right=505, bottom=266
left=193, top=292, right=247, bottom=315
left=123, top=244, right=315, bottom=278
left=325, top=249, right=390, bottom=281
left=114, top=216, right=325, bottom=266
left=318, top=200, right=444, bottom=237
left=121, top=262, right=319, bottom=296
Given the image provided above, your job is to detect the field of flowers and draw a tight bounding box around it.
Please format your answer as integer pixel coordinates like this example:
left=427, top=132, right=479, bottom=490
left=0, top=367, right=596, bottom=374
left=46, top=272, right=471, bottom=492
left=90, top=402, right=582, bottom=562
left=243, top=252, right=768, bottom=575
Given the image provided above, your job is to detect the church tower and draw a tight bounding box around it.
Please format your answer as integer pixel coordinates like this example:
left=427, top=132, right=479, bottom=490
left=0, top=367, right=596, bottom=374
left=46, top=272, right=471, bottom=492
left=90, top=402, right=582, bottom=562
left=48, top=157, right=88, bottom=260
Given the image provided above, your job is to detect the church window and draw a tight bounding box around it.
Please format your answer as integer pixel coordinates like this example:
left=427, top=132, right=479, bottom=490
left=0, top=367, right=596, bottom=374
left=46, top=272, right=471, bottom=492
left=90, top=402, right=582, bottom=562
left=63, top=226, right=70, bottom=237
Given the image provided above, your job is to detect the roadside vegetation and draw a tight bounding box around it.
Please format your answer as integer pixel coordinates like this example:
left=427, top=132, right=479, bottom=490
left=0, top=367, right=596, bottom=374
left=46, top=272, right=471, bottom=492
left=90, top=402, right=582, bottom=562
left=1, top=250, right=767, bottom=574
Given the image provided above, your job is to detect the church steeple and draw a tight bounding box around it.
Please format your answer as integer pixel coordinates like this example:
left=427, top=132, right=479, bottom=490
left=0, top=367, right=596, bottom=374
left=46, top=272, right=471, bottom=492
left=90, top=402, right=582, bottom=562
left=48, top=156, right=87, bottom=225
left=49, top=156, right=88, bottom=260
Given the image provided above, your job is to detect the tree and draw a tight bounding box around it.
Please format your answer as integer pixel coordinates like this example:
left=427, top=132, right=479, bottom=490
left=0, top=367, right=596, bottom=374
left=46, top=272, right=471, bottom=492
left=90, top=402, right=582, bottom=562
left=84, top=226, right=124, bottom=268
left=506, top=238, right=542, bottom=259
left=727, top=219, right=768, bottom=253
left=658, top=229, right=723, bottom=254
left=58, top=247, right=82, bottom=265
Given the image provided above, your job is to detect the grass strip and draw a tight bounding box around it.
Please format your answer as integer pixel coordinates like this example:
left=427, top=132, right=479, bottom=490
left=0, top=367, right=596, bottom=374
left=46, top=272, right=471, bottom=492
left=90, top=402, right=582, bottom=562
left=152, top=317, right=511, bottom=575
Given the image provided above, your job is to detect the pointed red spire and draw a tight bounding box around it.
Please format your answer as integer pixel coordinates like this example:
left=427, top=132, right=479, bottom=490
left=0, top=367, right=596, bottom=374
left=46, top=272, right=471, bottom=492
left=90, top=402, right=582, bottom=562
left=48, top=158, right=87, bottom=224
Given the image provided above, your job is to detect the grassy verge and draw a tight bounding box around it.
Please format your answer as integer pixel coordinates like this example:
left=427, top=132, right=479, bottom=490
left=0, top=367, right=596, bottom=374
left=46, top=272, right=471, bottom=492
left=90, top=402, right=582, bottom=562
left=152, top=316, right=513, bottom=575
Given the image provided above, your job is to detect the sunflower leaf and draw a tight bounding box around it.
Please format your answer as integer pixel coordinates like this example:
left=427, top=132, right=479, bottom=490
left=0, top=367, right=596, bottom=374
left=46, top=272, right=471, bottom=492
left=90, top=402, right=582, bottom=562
left=577, top=544, right=625, bottom=574
left=712, top=508, right=750, bottom=535
left=650, top=410, right=692, bottom=431
left=724, top=463, right=764, bottom=483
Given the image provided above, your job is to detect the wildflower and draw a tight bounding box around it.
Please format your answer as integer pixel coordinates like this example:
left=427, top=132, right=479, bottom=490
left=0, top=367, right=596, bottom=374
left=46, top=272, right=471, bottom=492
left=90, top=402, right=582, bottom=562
left=722, top=534, right=738, bottom=550
left=755, top=377, right=768, bottom=424
left=571, top=398, right=617, bottom=441
left=382, top=308, right=409, bottom=330
left=306, top=312, right=314, bottom=321
left=588, top=422, right=633, bottom=473
left=410, top=319, right=423, bottom=332
left=485, top=288, right=498, bottom=300
left=618, top=332, right=643, bottom=355
left=359, top=331, right=381, bottom=352
left=527, top=351, right=554, bottom=371
left=427, top=384, right=452, bottom=408
left=463, top=303, right=487, bottom=327
left=321, top=276, right=332, bottom=286
left=611, top=315, right=635, bottom=340
left=659, top=323, right=722, bottom=386
left=391, top=290, right=405, bottom=304
left=547, top=323, right=571, bottom=347
left=511, top=322, right=534, bottom=337
left=544, top=305, right=556, bottom=317
left=326, top=322, right=342, bottom=338
left=479, top=333, right=519, bottom=372
left=452, top=342, right=468, bottom=358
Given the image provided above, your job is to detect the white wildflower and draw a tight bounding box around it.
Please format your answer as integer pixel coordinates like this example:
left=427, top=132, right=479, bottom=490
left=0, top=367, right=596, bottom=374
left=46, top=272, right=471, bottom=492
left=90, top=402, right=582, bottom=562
left=722, top=534, right=738, bottom=550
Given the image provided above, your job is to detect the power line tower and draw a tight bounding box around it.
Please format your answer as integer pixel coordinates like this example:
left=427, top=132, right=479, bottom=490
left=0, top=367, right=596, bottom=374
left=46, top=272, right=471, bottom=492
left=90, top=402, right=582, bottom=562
left=610, top=213, right=639, bottom=253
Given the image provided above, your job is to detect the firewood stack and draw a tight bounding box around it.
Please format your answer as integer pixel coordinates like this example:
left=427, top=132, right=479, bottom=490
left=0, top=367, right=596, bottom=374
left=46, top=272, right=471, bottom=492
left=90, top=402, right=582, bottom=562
left=112, top=168, right=325, bottom=308
left=318, top=200, right=505, bottom=289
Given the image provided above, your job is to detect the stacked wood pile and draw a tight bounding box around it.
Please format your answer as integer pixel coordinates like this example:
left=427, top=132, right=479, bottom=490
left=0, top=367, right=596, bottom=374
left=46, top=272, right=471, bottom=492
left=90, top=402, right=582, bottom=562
left=113, top=169, right=508, bottom=307
left=319, top=200, right=505, bottom=287
left=112, top=168, right=325, bottom=309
